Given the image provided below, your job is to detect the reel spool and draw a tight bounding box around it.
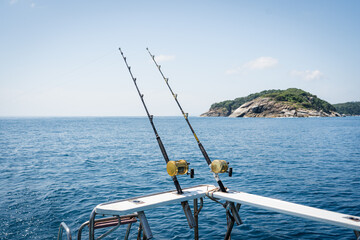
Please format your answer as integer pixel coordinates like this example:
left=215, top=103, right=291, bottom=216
left=211, top=160, right=232, bottom=176
left=167, top=160, right=194, bottom=178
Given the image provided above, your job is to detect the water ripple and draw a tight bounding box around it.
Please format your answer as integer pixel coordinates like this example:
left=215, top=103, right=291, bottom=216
left=0, top=117, right=359, bottom=239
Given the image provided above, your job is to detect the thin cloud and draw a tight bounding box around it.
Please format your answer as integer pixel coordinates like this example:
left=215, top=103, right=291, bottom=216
left=154, top=55, right=175, bottom=63
left=226, top=56, right=278, bottom=75
left=291, top=70, right=323, bottom=81
left=243, top=57, right=278, bottom=70
left=225, top=67, right=242, bottom=75
left=10, top=1, right=36, bottom=8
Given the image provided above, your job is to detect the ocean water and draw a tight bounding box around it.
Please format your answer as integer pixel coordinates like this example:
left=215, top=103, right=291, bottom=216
left=0, top=116, right=359, bottom=240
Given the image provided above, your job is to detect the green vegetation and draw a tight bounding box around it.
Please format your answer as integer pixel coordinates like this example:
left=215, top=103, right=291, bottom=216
left=262, top=88, right=336, bottom=113
left=209, top=88, right=336, bottom=115
left=333, top=102, right=360, bottom=115
left=210, top=89, right=282, bottom=115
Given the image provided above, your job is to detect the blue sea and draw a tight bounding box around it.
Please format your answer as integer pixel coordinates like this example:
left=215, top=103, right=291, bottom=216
left=0, top=117, right=359, bottom=240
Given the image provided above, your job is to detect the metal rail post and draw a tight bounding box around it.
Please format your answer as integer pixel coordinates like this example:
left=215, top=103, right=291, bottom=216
left=193, top=197, right=204, bottom=240
left=137, top=211, right=153, bottom=239
left=57, top=222, right=72, bottom=240
left=354, top=230, right=360, bottom=240
left=194, top=198, right=199, bottom=240
left=89, top=209, right=96, bottom=240
left=224, top=203, right=241, bottom=240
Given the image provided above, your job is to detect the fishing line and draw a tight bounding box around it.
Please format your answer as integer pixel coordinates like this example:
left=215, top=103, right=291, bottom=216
left=119, top=47, right=197, bottom=229
left=146, top=47, right=232, bottom=192
left=146, top=48, right=242, bottom=238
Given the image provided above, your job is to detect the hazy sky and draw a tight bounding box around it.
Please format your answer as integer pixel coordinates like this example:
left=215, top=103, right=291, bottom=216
left=1, top=0, right=359, bottom=116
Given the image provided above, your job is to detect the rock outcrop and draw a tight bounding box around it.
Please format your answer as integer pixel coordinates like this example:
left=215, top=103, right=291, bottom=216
left=200, top=108, right=228, bottom=117
left=228, top=97, right=341, bottom=118
left=201, top=88, right=342, bottom=118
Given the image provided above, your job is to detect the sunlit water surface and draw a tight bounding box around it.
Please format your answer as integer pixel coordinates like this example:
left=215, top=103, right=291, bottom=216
left=0, top=117, right=359, bottom=239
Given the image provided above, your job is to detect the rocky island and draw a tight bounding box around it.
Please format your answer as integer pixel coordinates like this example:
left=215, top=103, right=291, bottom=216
left=201, top=88, right=342, bottom=118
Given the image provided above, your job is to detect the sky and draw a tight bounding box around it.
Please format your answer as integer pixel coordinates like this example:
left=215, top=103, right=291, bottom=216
left=1, top=0, right=359, bottom=116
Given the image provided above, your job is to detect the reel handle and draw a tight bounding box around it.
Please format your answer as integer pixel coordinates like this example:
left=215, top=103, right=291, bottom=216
left=229, top=167, right=233, bottom=177
left=190, top=168, right=195, bottom=178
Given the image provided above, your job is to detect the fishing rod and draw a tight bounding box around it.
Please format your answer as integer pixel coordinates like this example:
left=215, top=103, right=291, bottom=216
left=146, top=48, right=242, bottom=229
left=118, top=48, right=196, bottom=229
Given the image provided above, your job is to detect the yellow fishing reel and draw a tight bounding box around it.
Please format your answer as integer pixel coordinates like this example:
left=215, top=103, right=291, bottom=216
left=211, top=160, right=233, bottom=177
left=167, top=160, right=194, bottom=178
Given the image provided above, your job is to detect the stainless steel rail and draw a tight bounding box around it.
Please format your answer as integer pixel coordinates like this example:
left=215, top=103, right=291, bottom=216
left=57, top=222, right=72, bottom=240
left=84, top=213, right=138, bottom=240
